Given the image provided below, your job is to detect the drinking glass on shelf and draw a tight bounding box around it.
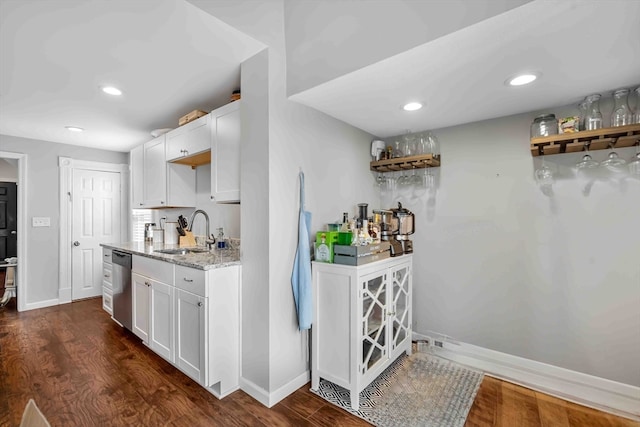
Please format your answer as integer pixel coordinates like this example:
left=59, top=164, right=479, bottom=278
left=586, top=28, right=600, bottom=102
left=633, top=87, right=640, bottom=124
left=402, top=132, right=417, bottom=157
left=392, top=140, right=403, bottom=158
left=611, top=89, right=632, bottom=127
left=584, top=94, right=603, bottom=130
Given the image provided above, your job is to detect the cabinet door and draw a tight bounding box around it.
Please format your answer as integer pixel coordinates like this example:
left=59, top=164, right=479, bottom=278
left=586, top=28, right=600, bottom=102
left=143, top=135, right=167, bottom=207
left=360, top=270, right=388, bottom=376
left=211, top=101, right=240, bottom=203
left=132, top=273, right=150, bottom=343
left=166, top=163, right=196, bottom=207
left=175, top=288, right=207, bottom=384
left=165, top=126, right=188, bottom=161
left=130, top=145, right=145, bottom=208
left=166, top=115, right=210, bottom=161
left=150, top=280, right=174, bottom=362
left=389, top=262, right=411, bottom=355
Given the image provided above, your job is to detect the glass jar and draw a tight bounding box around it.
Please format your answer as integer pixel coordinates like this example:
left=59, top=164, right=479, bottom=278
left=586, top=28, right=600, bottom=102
left=633, top=87, right=640, bottom=124
left=578, top=100, right=588, bottom=131
left=530, top=114, right=559, bottom=138
left=611, top=89, right=632, bottom=127
left=584, top=94, right=603, bottom=130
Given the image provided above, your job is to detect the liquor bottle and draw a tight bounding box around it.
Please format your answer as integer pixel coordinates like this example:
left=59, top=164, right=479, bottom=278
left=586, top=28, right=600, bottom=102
left=316, top=233, right=331, bottom=262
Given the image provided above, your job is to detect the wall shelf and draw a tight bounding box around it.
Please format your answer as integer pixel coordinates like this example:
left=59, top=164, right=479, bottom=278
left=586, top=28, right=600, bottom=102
left=530, top=124, right=640, bottom=156
left=370, top=154, right=440, bottom=172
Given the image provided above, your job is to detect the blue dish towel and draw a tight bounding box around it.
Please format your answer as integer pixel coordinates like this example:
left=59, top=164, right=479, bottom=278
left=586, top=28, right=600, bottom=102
left=291, top=171, right=312, bottom=330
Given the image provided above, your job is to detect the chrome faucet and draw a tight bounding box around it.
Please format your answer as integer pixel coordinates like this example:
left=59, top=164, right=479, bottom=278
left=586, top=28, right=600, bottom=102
left=187, top=210, right=215, bottom=247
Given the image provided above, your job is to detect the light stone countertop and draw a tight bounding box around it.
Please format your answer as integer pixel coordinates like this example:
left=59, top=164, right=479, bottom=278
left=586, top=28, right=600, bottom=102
left=100, top=241, right=240, bottom=271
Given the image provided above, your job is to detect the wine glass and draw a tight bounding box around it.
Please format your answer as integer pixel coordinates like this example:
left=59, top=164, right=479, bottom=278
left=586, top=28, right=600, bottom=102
left=628, top=151, right=640, bottom=177
left=576, top=153, right=599, bottom=196
left=601, top=151, right=627, bottom=174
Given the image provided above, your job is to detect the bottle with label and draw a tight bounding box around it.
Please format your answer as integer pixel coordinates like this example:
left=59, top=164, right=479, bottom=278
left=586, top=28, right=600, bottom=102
left=316, top=233, right=331, bottom=262
left=217, top=227, right=226, bottom=249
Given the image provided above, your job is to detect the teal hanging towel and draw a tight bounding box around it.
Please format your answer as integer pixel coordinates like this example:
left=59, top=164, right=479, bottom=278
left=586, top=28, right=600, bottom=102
left=291, top=171, right=312, bottom=330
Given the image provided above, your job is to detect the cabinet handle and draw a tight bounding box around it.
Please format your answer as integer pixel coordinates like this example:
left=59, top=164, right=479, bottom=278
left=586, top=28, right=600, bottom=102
left=197, top=302, right=203, bottom=307
left=104, top=274, right=110, bottom=278
left=104, top=254, right=109, bottom=257
left=145, top=282, right=151, bottom=287
left=183, top=278, right=194, bottom=283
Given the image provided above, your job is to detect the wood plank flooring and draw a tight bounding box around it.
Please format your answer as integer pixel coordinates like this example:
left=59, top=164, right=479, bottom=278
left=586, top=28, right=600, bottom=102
left=1, top=298, right=637, bottom=426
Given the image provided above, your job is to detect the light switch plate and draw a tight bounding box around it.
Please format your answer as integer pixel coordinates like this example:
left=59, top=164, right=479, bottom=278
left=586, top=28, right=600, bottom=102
left=32, top=217, right=51, bottom=227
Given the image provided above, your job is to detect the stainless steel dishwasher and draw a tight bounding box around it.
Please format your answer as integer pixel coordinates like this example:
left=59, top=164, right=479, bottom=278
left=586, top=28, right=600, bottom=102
left=111, top=250, right=132, bottom=330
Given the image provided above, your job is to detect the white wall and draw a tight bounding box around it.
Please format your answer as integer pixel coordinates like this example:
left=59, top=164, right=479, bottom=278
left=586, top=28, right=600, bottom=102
left=0, top=158, right=18, bottom=181
left=150, top=164, right=241, bottom=241
left=282, top=0, right=530, bottom=96
left=190, top=0, right=379, bottom=400
left=0, top=135, right=128, bottom=305
left=390, top=95, right=640, bottom=387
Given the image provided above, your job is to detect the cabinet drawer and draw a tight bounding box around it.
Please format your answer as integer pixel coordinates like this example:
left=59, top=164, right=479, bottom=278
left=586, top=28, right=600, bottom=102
left=103, top=263, right=113, bottom=289
left=103, top=286, right=113, bottom=314
left=175, top=265, right=206, bottom=296
left=103, top=248, right=112, bottom=264
left=133, top=255, right=174, bottom=283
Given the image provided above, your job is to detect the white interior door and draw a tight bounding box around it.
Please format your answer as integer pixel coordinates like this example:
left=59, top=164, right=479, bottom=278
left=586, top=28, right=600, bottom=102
left=72, top=169, right=121, bottom=300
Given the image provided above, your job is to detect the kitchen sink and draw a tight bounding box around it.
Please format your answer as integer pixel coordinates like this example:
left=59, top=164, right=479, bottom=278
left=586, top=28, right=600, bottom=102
left=154, top=248, right=209, bottom=255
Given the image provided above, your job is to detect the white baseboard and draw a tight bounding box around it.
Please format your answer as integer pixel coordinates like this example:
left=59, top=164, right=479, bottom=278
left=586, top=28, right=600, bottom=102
left=413, top=333, right=640, bottom=421
left=58, top=287, right=71, bottom=304
left=240, top=370, right=310, bottom=408
left=23, top=298, right=59, bottom=311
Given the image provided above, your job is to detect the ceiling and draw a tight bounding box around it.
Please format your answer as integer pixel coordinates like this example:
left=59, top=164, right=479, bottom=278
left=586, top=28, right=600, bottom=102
left=1, top=1, right=638, bottom=152
left=0, top=0, right=264, bottom=152
left=291, top=0, right=640, bottom=138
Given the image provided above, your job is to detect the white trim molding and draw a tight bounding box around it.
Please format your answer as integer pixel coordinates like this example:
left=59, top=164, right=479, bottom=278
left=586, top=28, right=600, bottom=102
left=413, top=332, right=640, bottom=421
left=0, top=151, right=28, bottom=312
left=240, top=370, right=310, bottom=408
left=58, top=157, right=129, bottom=304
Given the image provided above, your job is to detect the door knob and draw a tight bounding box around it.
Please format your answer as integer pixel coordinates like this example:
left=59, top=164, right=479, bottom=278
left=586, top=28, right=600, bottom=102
left=11, top=230, right=16, bottom=235
left=73, top=241, right=80, bottom=246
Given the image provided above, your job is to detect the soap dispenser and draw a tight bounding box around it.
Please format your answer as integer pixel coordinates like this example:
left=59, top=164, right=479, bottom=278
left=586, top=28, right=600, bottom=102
left=216, top=228, right=226, bottom=249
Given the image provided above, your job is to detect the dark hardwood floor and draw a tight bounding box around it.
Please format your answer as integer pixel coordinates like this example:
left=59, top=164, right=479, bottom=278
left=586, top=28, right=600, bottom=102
left=1, top=297, right=637, bottom=426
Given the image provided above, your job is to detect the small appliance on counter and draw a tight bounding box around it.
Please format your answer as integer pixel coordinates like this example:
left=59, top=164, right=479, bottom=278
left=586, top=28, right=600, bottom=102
left=374, top=202, right=415, bottom=256
left=391, top=202, right=415, bottom=255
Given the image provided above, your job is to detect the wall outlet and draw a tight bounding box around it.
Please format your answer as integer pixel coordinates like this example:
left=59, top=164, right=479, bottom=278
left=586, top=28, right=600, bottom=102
left=32, top=217, right=51, bottom=227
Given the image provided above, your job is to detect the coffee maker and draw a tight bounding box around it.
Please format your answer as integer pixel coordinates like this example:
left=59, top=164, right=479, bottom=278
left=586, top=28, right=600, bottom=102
left=373, top=208, right=403, bottom=256
left=390, top=202, right=415, bottom=254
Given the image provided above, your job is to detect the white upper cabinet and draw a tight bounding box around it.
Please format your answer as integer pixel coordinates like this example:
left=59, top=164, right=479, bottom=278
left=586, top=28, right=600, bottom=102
left=130, top=144, right=145, bottom=209
left=211, top=100, right=241, bottom=203
left=166, top=114, right=211, bottom=162
left=143, top=135, right=168, bottom=207
left=130, top=134, right=196, bottom=209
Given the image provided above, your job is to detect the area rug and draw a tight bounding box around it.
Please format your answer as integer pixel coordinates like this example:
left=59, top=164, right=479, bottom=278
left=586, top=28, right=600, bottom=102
left=311, top=351, right=484, bottom=427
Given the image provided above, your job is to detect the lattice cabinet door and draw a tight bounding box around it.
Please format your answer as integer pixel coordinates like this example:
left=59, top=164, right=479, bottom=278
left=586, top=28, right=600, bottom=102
left=389, top=262, right=411, bottom=353
left=360, top=271, right=388, bottom=377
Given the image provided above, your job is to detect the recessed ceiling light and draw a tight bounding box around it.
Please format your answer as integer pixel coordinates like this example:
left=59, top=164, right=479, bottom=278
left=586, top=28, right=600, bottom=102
left=101, top=86, right=122, bottom=96
left=506, top=73, right=539, bottom=86
left=65, top=126, right=84, bottom=132
left=403, top=102, right=423, bottom=111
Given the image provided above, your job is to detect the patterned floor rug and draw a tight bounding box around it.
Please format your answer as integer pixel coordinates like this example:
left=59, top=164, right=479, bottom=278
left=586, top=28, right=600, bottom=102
left=311, top=351, right=484, bottom=427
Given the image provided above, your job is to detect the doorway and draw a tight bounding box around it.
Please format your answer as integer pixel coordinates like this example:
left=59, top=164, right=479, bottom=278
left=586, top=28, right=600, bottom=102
left=71, top=169, right=121, bottom=300
left=59, top=157, right=128, bottom=304
left=0, top=152, right=26, bottom=311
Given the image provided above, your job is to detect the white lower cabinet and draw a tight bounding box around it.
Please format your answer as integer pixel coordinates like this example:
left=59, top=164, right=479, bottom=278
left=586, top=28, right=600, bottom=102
left=130, top=255, right=240, bottom=398
left=102, top=248, right=113, bottom=314
left=132, top=272, right=150, bottom=343
left=150, top=280, right=174, bottom=362
left=311, top=255, right=413, bottom=411
left=175, top=288, right=206, bottom=383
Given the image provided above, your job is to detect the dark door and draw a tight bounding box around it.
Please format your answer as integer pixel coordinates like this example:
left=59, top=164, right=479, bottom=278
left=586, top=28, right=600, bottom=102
left=0, top=182, right=17, bottom=260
